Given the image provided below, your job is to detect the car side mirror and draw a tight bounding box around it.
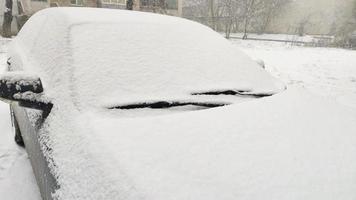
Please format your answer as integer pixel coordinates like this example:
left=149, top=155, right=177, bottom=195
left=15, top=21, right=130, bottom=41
left=0, top=72, right=53, bottom=116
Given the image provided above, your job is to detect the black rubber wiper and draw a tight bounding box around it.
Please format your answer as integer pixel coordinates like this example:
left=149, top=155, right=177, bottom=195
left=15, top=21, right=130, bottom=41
left=108, top=101, right=227, bottom=110
left=191, top=90, right=273, bottom=97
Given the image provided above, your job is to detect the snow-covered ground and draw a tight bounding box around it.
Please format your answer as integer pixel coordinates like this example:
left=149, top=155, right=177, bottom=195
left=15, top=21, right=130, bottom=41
left=232, top=39, right=356, bottom=108
left=0, top=35, right=355, bottom=199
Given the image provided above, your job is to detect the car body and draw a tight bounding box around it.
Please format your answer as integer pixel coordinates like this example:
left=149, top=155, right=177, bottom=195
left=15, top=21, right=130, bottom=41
left=1, top=7, right=356, bottom=200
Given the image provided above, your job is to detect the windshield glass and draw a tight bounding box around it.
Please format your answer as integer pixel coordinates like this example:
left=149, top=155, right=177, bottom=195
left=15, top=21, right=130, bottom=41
left=70, top=22, right=283, bottom=108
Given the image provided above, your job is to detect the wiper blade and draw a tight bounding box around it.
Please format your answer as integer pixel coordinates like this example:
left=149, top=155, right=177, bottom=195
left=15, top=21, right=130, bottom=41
left=108, top=101, right=227, bottom=110
left=191, top=90, right=273, bottom=97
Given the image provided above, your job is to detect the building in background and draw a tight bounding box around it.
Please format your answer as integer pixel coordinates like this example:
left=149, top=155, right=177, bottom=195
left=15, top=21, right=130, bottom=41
left=100, top=0, right=127, bottom=9
left=1, top=0, right=49, bottom=35
left=1, top=0, right=182, bottom=36
left=49, top=0, right=98, bottom=7
left=136, top=0, right=182, bottom=16
left=19, top=0, right=50, bottom=15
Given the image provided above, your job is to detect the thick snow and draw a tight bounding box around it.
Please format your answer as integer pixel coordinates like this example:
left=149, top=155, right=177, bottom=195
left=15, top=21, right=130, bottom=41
left=43, top=86, right=356, bottom=200
left=83, top=87, right=356, bottom=200
left=45, top=31, right=356, bottom=199
left=232, top=39, right=356, bottom=108
left=69, top=22, right=283, bottom=108
left=1, top=11, right=356, bottom=200
left=0, top=71, right=41, bottom=85
left=0, top=38, right=41, bottom=200
left=0, top=146, right=41, bottom=200
left=12, top=8, right=284, bottom=112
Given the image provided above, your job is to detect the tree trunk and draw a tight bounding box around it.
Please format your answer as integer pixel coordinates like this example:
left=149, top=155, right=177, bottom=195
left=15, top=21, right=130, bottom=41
left=234, top=19, right=240, bottom=32
left=2, top=0, right=13, bottom=38
left=242, top=0, right=256, bottom=40
left=353, top=0, right=356, bottom=20
left=209, top=0, right=216, bottom=30
left=243, top=18, right=249, bottom=39
left=225, top=18, right=232, bottom=39
left=258, top=9, right=273, bottom=34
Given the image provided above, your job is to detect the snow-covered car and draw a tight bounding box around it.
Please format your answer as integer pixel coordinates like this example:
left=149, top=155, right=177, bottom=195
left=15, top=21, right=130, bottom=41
left=1, top=7, right=356, bottom=200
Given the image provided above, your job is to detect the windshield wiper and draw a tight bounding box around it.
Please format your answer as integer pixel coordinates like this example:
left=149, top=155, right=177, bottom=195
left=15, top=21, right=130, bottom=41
left=108, top=101, right=227, bottom=110
left=191, top=90, right=273, bottom=97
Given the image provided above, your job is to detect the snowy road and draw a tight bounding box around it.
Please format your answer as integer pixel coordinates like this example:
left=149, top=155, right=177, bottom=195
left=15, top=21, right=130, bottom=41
left=0, top=37, right=355, bottom=199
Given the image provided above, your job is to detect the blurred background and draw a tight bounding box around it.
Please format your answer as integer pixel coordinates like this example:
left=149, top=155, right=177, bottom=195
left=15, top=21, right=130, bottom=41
left=1, top=0, right=356, bottom=49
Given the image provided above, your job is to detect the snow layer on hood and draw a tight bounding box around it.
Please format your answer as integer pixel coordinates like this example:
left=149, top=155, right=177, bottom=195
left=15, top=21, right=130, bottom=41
left=11, top=7, right=283, bottom=110
left=47, top=87, right=356, bottom=200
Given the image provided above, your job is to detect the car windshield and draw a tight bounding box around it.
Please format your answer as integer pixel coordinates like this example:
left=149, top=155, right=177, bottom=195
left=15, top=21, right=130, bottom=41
left=69, top=23, right=282, bottom=109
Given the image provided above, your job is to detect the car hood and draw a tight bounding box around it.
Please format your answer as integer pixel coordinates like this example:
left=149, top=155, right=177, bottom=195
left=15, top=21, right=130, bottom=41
left=49, top=87, right=356, bottom=200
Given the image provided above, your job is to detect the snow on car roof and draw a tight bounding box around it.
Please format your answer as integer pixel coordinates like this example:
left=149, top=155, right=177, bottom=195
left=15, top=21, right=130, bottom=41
left=13, top=8, right=284, bottom=109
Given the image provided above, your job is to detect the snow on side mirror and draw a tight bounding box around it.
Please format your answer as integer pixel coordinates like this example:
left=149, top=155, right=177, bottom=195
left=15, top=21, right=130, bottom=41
left=0, top=72, right=52, bottom=114
left=0, top=72, right=43, bottom=101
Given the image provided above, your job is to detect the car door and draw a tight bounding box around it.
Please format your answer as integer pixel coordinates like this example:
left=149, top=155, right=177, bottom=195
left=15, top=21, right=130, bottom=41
left=6, top=51, right=58, bottom=200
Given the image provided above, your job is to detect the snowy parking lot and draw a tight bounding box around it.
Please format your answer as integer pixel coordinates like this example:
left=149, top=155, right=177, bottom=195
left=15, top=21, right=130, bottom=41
left=0, top=37, right=355, bottom=199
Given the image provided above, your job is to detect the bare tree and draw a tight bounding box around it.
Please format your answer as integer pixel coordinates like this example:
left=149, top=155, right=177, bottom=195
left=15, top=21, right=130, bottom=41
left=2, top=0, right=13, bottom=38
left=353, top=0, right=356, bottom=26
left=241, top=0, right=264, bottom=39
left=140, top=0, right=168, bottom=14
left=220, top=0, right=237, bottom=38
left=183, top=0, right=290, bottom=38
left=332, top=0, right=356, bottom=48
left=296, top=14, right=313, bottom=36
left=208, top=0, right=226, bottom=30
left=353, top=0, right=356, bottom=20
left=255, top=0, right=290, bottom=34
left=208, top=0, right=216, bottom=30
left=219, top=0, right=252, bottom=39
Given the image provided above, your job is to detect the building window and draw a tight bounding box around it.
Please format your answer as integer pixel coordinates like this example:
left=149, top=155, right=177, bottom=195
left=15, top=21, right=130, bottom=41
left=140, top=0, right=177, bottom=10
left=102, top=0, right=126, bottom=5
left=166, top=0, right=177, bottom=9
left=71, top=0, right=84, bottom=5
left=140, top=0, right=149, bottom=6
